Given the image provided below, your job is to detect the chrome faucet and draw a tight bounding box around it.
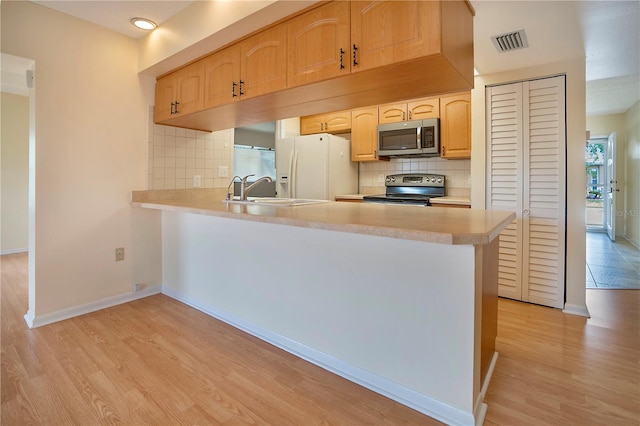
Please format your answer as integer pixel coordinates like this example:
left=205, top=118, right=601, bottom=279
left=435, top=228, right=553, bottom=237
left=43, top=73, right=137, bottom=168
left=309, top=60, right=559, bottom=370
left=240, top=174, right=273, bottom=200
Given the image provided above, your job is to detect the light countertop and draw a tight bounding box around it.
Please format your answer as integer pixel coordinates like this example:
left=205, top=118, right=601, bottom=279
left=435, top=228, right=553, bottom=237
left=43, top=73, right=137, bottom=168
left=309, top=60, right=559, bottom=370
left=132, top=189, right=513, bottom=245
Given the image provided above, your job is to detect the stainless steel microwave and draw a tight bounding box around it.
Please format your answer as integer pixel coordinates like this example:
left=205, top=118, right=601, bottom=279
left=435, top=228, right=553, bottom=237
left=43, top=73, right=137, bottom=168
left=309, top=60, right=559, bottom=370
left=377, top=118, right=440, bottom=157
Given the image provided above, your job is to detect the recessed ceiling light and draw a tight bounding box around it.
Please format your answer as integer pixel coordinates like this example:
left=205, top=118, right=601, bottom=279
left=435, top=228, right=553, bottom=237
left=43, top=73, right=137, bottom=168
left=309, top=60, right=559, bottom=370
left=130, top=18, right=157, bottom=31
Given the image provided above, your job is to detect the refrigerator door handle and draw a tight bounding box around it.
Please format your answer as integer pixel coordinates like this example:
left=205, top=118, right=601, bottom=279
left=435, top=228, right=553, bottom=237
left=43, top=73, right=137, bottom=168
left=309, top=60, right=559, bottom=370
left=287, top=150, right=294, bottom=198
left=292, top=150, right=299, bottom=198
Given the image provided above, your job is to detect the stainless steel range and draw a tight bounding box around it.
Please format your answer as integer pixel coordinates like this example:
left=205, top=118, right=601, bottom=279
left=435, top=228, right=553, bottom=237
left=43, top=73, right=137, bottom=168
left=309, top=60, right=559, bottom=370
left=363, top=173, right=445, bottom=206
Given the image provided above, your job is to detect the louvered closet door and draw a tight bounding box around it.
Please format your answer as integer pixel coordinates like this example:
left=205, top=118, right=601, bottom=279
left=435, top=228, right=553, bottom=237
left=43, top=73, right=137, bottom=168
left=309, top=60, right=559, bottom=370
left=486, top=84, right=524, bottom=301
left=486, top=76, right=566, bottom=308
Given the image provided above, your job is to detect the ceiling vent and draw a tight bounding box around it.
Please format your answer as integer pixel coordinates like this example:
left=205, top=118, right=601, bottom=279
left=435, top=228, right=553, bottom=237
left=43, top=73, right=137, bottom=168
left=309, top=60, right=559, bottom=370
left=491, top=29, right=529, bottom=53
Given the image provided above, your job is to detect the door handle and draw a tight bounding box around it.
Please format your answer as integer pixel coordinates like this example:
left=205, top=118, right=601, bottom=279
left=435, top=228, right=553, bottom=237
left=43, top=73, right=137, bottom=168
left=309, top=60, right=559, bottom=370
left=523, top=209, right=530, bottom=215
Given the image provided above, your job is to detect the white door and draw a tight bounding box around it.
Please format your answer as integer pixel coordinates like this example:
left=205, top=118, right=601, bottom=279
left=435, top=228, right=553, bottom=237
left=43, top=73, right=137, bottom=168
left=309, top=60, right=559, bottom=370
left=293, top=135, right=329, bottom=199
left=605, top=132, right=617, bottom=241
left=485, top=83, right=524, bottom=301
left=486, top=75, right=566, bottom=309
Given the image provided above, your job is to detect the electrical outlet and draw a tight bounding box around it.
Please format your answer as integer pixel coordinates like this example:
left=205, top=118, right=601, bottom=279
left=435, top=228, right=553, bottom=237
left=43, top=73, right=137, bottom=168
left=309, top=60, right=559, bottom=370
left=115, top=247, right=125, bottom=261
left=218, top=166, right=229, bottom=178
left=133, top=283, right=143, bottom=292
left=378, top=174, right=386, bottom=183
left=193, top=175, right=201, bottom=187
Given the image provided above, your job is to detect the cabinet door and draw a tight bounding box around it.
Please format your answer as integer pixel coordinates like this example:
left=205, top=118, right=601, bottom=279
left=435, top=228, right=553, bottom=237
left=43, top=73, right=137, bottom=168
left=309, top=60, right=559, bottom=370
left=440, top=92, right=471, bottom=159
left=378, top=103, right=407, bottom=124
left=300, top=111, right=351, bottom=135
left=351, top=107, right=379, bottom=162
left=154, top=74, right=177, bottom=122
left=240, top=25, right=287, bottom=99
left=324, top=110, right=351, bottom=133
left=408, top=97, right=439, bottom=120
left=300, top=114, right=327, bottom=135
left=287, top=1, right=350, bottom=88
left=351, top=1, right=441, bottom=72
left=204, top=46, right=241, bottom=109
left=174, top=60, right=205, bottom=116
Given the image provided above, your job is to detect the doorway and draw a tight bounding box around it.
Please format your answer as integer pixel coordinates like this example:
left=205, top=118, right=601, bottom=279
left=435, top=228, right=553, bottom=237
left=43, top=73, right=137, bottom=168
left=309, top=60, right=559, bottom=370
left=585, top=137, right=607, bottom=231
left=0, top=52, right=36, bottom=325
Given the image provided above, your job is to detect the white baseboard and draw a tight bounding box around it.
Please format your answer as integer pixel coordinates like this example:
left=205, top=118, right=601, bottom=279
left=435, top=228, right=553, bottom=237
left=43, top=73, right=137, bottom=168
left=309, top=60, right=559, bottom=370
left=1, top=247, right=28, bottom=256
left=563, top=303, right=591, bottom=318
left=24, top=285, right=162, bottom=329
left=623, top=235, right=640, bottom=250
left=162, top=286, right=477, bottom=426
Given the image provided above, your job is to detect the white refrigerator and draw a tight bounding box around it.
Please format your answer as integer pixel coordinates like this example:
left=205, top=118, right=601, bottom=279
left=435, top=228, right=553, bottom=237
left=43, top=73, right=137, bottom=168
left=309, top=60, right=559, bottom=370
left=276, top=134, right=358, bottom=200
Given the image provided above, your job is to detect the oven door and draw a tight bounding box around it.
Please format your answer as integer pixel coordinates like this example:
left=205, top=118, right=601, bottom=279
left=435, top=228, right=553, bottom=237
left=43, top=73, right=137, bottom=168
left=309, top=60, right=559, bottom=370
left=377, top=120, right=422, bottom=156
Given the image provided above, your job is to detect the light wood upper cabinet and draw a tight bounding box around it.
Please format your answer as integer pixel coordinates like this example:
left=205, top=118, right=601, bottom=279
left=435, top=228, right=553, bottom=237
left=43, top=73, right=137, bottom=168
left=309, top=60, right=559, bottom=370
left=203, top=25, right=287, bottom=110
left=351, top=107, right=379, bottom=162
left=240, top=25, right=288, bottom=99
left=287, top=1, right=351, bottom=88
left=154, top=61, right=205, bottom=123
left=378, top=103, right=407, bottom=124
left=440, top=92, right=471, bottom=159
left=407, top=97, right=439, bottom=120
left=154, top=0, right=474, bottom=132
left=350, top=1, right=441, bottom=72
left=300, top=110, right=352, bottom=135
left=203, top=45, right=241, bottom=109
left=379, top=97, right=439, bottom=124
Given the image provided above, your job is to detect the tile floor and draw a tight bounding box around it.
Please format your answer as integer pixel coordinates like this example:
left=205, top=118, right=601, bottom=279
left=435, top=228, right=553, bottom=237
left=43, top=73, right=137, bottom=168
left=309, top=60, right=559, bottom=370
left=586, top=232, right=640, bottom=289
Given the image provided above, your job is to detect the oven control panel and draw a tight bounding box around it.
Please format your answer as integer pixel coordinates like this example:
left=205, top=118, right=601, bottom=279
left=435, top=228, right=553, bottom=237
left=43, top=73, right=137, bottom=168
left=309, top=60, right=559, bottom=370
left=385, top=173, right=445, bottom=187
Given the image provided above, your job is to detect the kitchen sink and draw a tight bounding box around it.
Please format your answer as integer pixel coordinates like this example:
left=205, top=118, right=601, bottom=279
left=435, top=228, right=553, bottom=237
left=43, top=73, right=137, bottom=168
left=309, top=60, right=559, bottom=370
left=223, top=197, right=331, bottom=207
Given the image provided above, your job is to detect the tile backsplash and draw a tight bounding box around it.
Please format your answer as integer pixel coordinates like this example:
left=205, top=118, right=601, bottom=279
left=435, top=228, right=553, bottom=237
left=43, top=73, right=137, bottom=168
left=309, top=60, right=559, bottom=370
left=148, top=108, right=234, bottom=190
left=359, top=157, right=471, bottom=197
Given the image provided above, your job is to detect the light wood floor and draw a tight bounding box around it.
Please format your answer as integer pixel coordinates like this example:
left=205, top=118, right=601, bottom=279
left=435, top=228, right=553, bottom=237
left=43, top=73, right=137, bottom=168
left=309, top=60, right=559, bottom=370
left=2, top=252, right=639, bottom=425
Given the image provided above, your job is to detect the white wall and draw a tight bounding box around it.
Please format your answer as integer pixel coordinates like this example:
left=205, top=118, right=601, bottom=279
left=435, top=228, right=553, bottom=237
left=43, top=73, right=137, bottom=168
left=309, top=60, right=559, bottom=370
left=623, top=100, right=640, bottom=247
left=471, top=58, right=588, bottom=314
left=1, top=1, right=162, bottom=322
left=1, top=92, right=29, bottom=253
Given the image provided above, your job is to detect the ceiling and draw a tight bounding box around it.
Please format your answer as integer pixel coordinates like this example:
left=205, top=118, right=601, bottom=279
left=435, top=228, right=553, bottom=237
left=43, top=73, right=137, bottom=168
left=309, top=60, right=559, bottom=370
left=5, top=1, right=640, bottom=116
left=472, top=0, right=639, bottom=116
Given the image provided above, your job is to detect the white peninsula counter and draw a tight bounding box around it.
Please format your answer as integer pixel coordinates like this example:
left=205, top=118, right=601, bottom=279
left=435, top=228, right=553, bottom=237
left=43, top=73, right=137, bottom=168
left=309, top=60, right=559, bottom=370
left=132, top=188, right=515, bottom=425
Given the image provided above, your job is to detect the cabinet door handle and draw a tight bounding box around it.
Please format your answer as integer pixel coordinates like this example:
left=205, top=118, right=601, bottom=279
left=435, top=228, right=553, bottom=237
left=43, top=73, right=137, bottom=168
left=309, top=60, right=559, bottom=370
left=523, top=209, right=530, bottom=215
left=321, top=123, right=324, bottom=131
left=174, top=101, right=180, bottom=114
left=402, top=112, right=406, bottom=121
left=170, top=102, right=175, bottom=114
left=442, top=146, right=446, bottom=156
left=339, top=48, right=345, bottom=70
left=408, top=111, right=412, bottom=120
left=239, top=80, right=244, bottom=96
left=232, top=82, right=237, bottom=98
left=352, top=44, right=359, bottom=66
